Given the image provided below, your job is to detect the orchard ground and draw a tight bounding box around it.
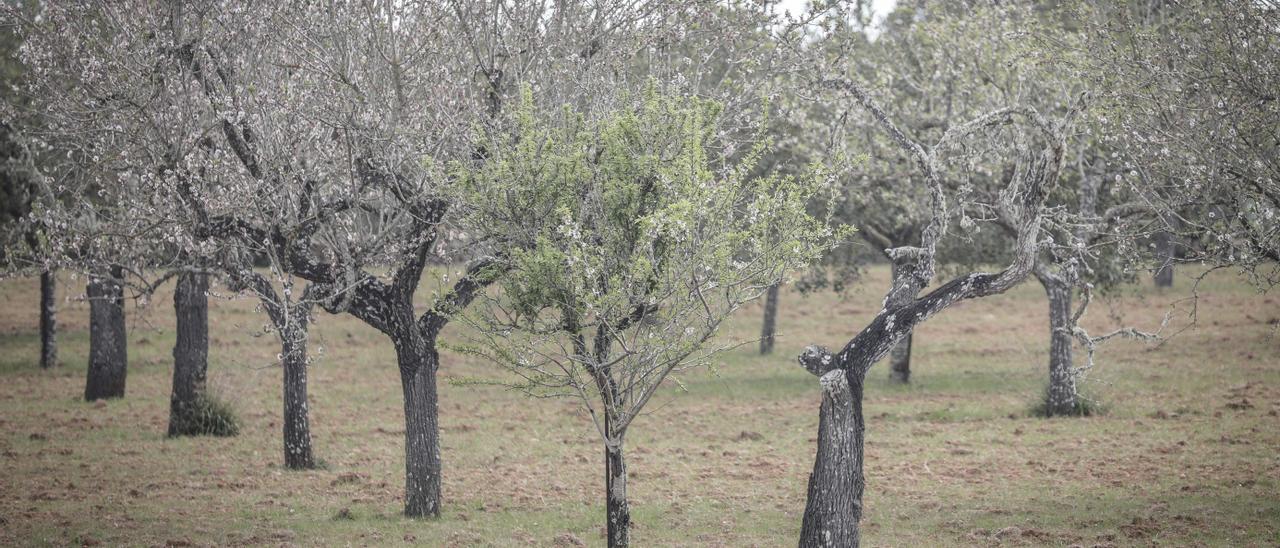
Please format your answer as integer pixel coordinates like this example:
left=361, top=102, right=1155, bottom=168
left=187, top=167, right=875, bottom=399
left=0, top=266, right=1277, bottom=547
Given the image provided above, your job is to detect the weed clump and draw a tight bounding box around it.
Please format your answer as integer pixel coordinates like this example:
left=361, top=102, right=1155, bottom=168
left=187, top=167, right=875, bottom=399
left=1029, top=388, right=1105, bottom=418
left=169, top=393, right=241, bottom=437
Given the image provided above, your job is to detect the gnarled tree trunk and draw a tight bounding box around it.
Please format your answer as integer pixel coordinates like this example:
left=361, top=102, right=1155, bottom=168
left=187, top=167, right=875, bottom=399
left=798, top=346, right=864, bottom=547
left=85, top=265, right=127, bottom=401
left=40, top=270, right=57, bottom=369
left=280, top=320, right=315, bottom=469
left=1038, top=273, right=1078, bottom=416
left=397, top=331, right=442, bottom=518
left=760, top=283, right=780, bottom=355
left=168, top=271, right=210, bottom=436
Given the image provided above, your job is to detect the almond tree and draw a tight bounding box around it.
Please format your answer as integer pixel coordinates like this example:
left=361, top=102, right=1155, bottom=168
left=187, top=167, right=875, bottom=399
left=799, top=77, right=1081, bottom=545
left=789, top=4, right=1094, bottom=542
left=1077, top=0, right=1279, bottom=286
left=460, top=88, right=844, bottom=548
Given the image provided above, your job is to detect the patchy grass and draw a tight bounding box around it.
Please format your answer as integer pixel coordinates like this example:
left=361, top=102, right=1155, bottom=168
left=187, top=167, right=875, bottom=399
left=0, top=266, right=1277, bottom=546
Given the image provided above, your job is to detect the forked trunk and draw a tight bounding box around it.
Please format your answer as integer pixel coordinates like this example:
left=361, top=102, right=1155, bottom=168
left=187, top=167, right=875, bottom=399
left=85, top=266, right=127, bottom=401
left=280, top=322, right=315, bottom=469
left=760, top=283, right=780, bottom=355
left=1042, top=276, right=1078, bottom=416
left=39, top=270, right=57, bottom=369
left=799, top=369, right=865, bottom=547
left=398, top=335, right=442, bottom=518
left=168, top=271, right=210, bottom=436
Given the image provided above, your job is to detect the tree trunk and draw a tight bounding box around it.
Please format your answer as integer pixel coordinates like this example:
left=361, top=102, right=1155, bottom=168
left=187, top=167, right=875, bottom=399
left=85, top=266, right=127, bottom=401
left=168, top=271, right=209, bottom=436
left=1153, top=230, right=1174, bottom=288
left=1041, top=276, right=1078, bottom=416
left=605, top=434, right=630, bottom=548
left=760, top=283, right=780, bottom=355
left=397, top=335, right=442, bottom=518
left=885, top=261, right=919, bottom=383
left=39, top=270, right=57, bottom=369
left=280, top=322, right=315, bottom=469
left=887, top=333, right=912, bottom=384
left=799, top=368, right=865, bottom=548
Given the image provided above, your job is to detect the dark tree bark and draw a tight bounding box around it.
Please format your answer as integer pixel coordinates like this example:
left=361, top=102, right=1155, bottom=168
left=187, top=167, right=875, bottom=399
left=760, top=282, right=780, bottom=355
left=569, top=317, right=633, bottom=547
left=280, top=320, right=315, bottom=469
left=884, top=259, right=922, bottom=383
left=605, top=435, right=630, bottom=548
left=886, top=333, right=912, bottom=383
left=85, top=265, right=127, bottom=401
left=397, top=333, right=442, bottom=518
left=1037, top=272, right=1078, bottom=416
left=39, top=270, right=57, bottom=369
left=793, top=238, right=1050, bottom=545
left=168, top=271, right=210, bottom=436
left=799, top=359, right=865, bottom=548
left=1153, top=229, right=1175, bottom=288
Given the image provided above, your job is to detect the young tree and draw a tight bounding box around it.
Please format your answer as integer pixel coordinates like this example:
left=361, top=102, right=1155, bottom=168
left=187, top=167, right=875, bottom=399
left=460, top=88, right=843, bottom=548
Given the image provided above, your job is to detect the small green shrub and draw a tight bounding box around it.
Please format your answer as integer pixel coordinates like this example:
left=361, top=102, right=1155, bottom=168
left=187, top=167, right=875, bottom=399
left=169, top=393, right=241, bottom=437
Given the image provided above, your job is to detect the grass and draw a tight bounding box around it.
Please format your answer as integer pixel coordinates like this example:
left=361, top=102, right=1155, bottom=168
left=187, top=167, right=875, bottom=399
left=0, top=265, right=1277, bottom=546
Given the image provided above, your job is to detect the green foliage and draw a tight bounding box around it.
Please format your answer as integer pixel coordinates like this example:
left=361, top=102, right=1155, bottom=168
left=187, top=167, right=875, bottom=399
left=459, top=83, right=849, bottom=412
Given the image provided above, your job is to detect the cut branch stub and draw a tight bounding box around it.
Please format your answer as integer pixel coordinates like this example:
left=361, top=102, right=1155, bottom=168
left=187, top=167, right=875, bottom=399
left=799, top=344, right=837, bottom=377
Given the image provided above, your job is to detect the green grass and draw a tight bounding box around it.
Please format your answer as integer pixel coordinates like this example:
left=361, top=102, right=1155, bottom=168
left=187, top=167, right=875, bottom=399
left=0, top=266, right=1277, bottom=546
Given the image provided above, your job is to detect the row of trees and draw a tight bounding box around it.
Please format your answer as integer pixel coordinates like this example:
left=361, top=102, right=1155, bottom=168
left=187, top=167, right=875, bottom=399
left=2, top=1, right=1274, bottom=546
